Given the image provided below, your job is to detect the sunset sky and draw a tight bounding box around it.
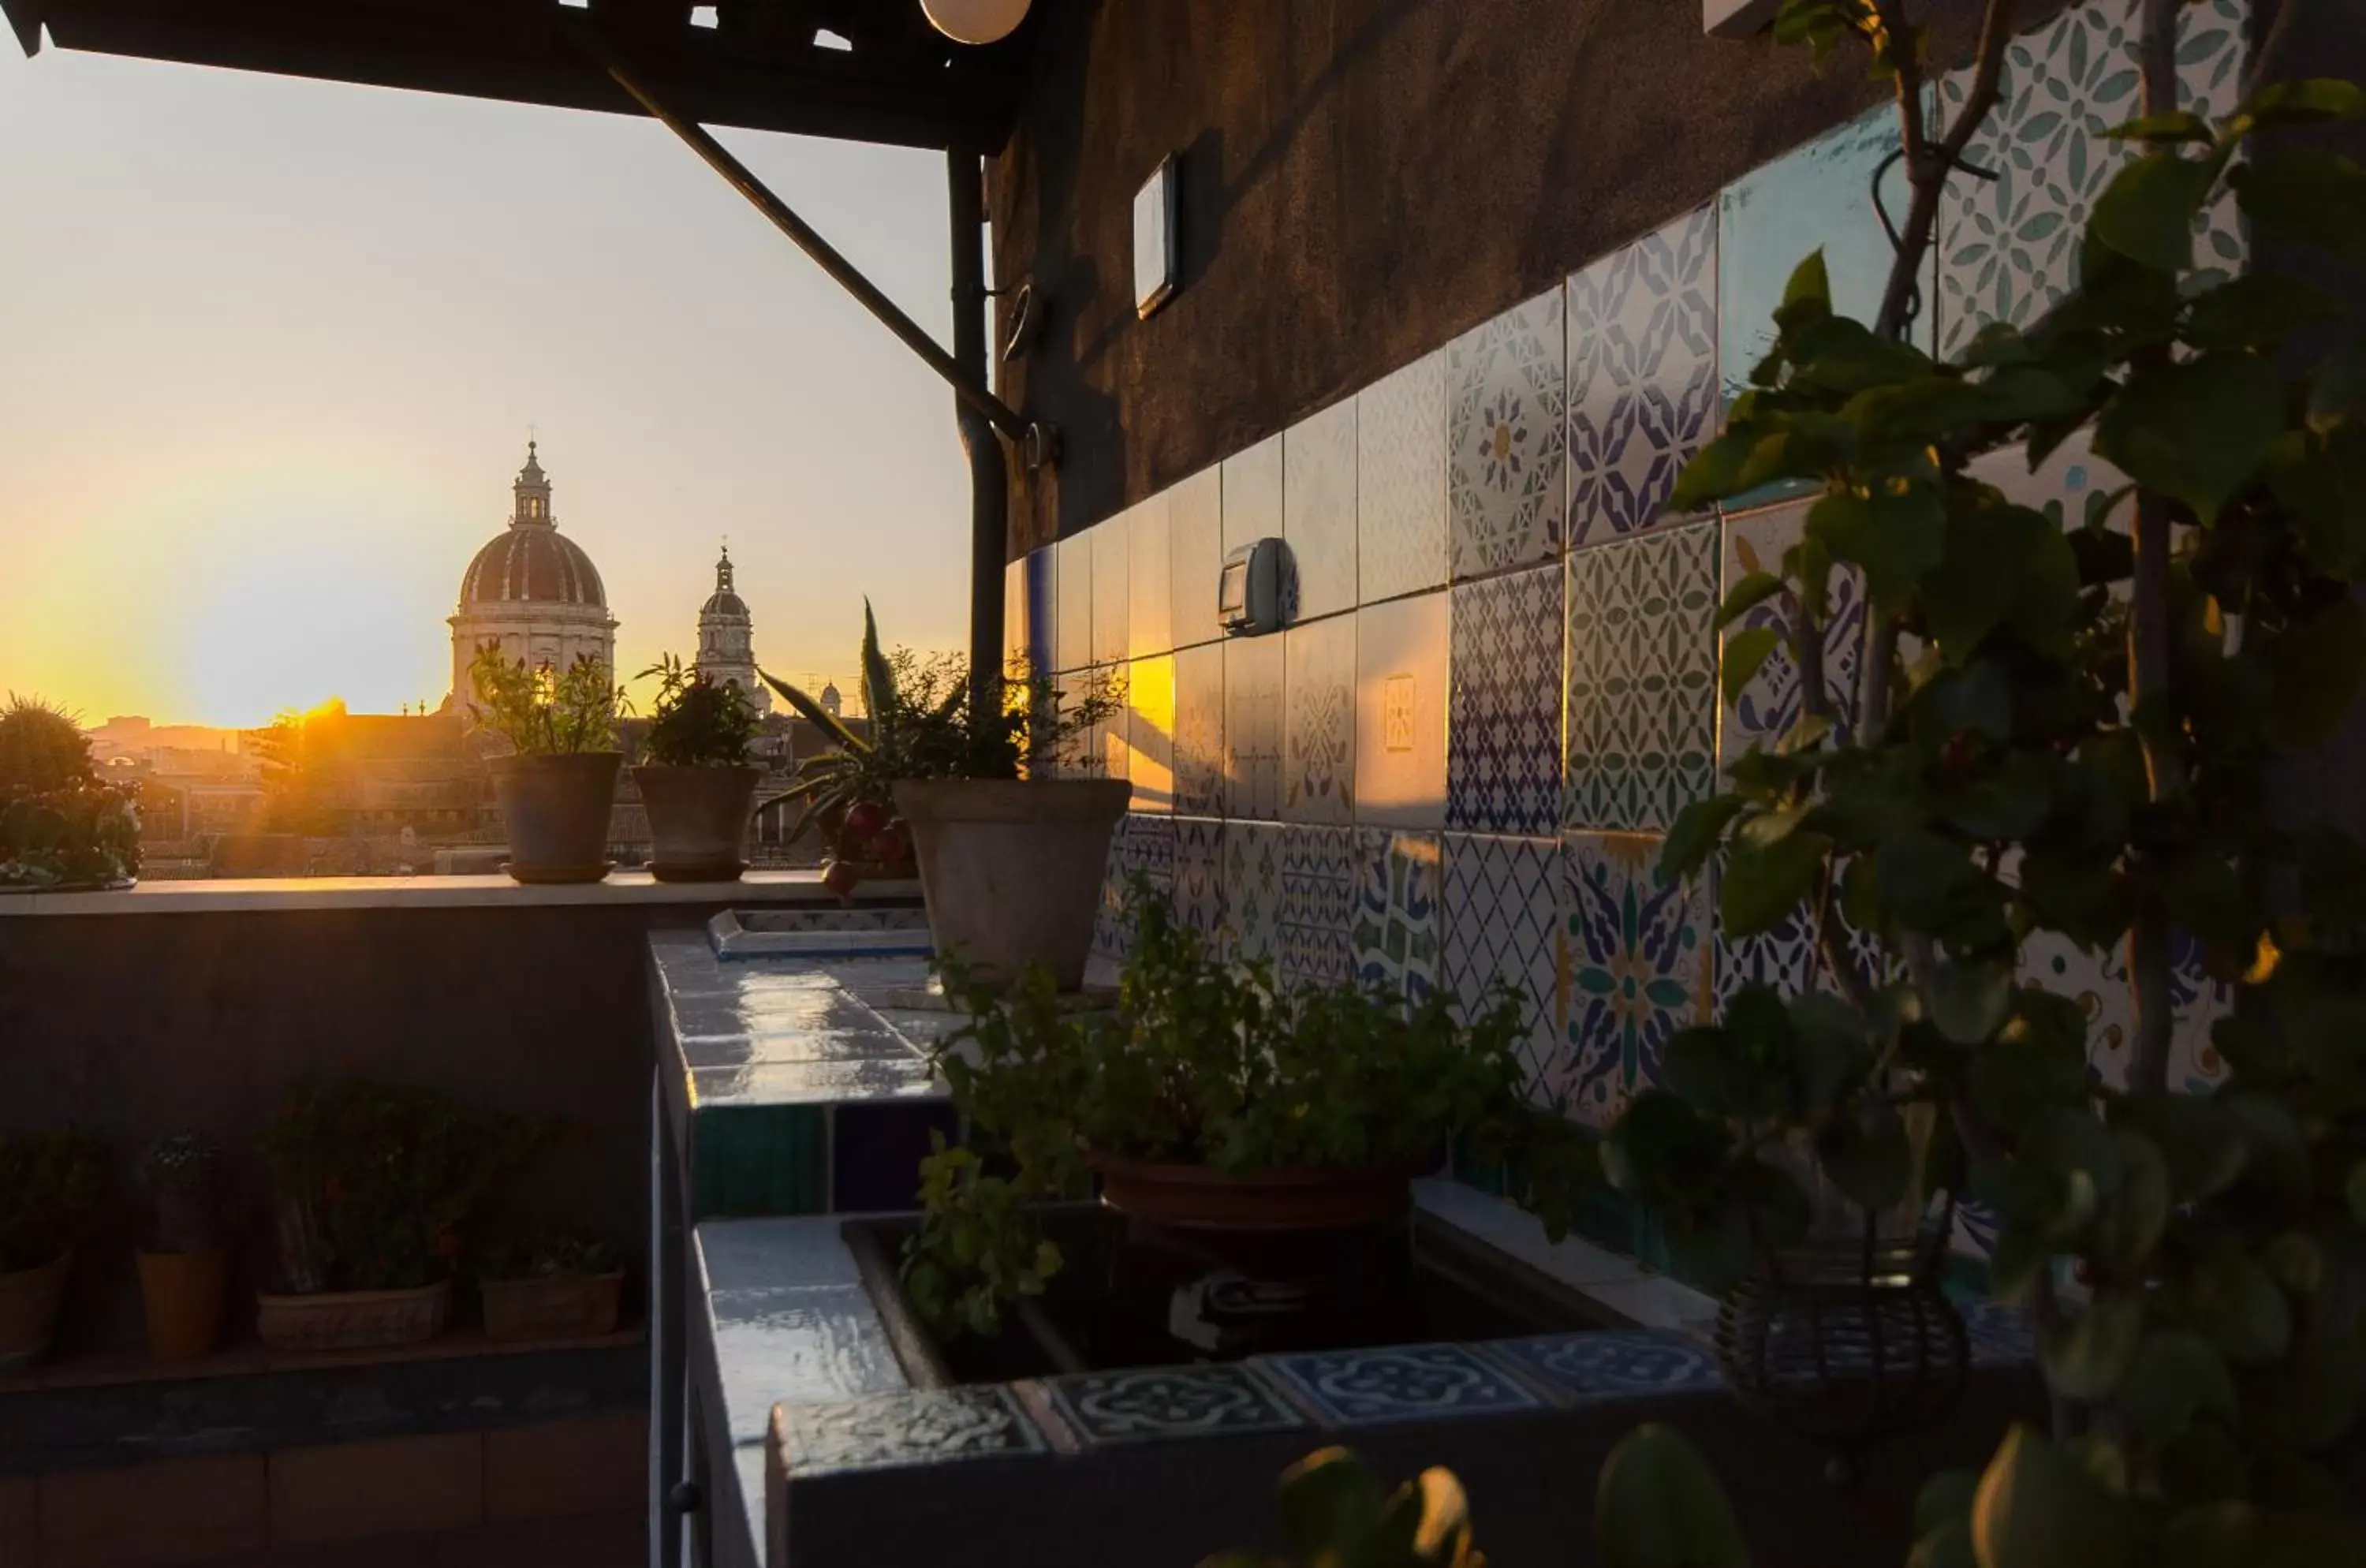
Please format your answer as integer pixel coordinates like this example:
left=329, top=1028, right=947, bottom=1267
left=0, top=36, right=973, bottom=729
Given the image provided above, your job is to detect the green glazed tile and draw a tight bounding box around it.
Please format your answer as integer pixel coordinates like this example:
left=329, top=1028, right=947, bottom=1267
left=690, top=1103, right=828, bottom=1219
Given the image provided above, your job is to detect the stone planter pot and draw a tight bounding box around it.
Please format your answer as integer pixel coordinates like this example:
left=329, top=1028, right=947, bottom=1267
left=256, top=1278, right=452, bottom=1353
left=633, top=764, right=760, bottom=883
left=894, top=778, right=1130, bottom=990
left=138, top=1248, right=230, bottom=1362
left=489, top=752, right=621, bottom=884
left=481, top=1270, right=625, bottom=1342
left=1092, top=1155, right=1426, bottom=1232
left=0, top=1251, right=72, bottom=1371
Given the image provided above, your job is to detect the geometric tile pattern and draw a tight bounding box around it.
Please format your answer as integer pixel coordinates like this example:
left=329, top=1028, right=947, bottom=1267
left=1935, top=0, right=2249, bottom=360
left=1263, top=1343, right=1541, bottom=1426
left=1286, top=396, right=1360, bottom=622
left=1279, top=823, right=1357, bottom=991
left=1567, top=203, right=1719, bottom=547
left=1351, top=828, right=1442, bottom=1005
left=1711, top=849, right=1884, bottom=1012
left=1095, top=813, right=1177, bottom=962
left=1224, top=819, right=1287, bottom=971
left=1448, top=563, right=1565, bottom=835
left=1449, top=287, right=1568, bottom=578
left=778, top=1386, right=1047, bottom=1477
left=1559, top=832, right=1712, bottom=1129
left=1480, top=1329, right=1723, bottom=1404
left=1039, top=1365, right=1307, bottom=1446
left=1719, top=501, right=1865, bottom=773
left=1358, top=349, right=1450, bottom=604
left=1284, top=614, right=1357, bottom=825
left=1441, top=832, right=1566, bottom=1099
left=1565, top=520, right=1719, bottom=833
left=1174, top=816, right=1227, bottom=953
left=1226, top=633, right=1286, bottom=821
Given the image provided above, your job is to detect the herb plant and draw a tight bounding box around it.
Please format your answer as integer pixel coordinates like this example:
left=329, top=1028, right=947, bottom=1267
left=467, top=645, right=625, bottom=756
left=0, top=1127, right=100, bottom=1273
left=636, top=655, right=759, bottom=768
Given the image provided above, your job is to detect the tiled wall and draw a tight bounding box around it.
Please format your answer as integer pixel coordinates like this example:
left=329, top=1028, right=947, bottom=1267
left=1017, top=1, right=2250, bottom=1131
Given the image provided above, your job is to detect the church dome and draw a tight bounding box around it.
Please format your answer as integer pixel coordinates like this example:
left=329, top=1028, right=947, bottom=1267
left=700, top=546, right=748, bottom=618
left=457, top=442, right=607, bottom=609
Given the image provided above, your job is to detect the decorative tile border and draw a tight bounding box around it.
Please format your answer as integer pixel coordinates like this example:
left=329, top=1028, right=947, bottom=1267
left=1449, top=287, right=1568, bottom=578
left=1447, top=562, right=1565, bottom=836
left=1262, top=1342, right=1541, bottom=1427
left=1558, top=833, right=1711, bottom=1129
left=1441, top=832, right=1566, bottom=1097
left=1286, top=396, right=1360, bottom=622
left=1352, top=828, right=1441, bottom=1005
left=1565, top=519, right=1719, bottom=834
left=1359, top=349, right=1450, bottom=603
left=1284, top=614, right=1357, bottom=825
left=1480, top=1328, right=1723, bottom=1405
left=1038, top=1365, right=1308, bottom=1447
left=777, top=1387, right=1047, bottom=1477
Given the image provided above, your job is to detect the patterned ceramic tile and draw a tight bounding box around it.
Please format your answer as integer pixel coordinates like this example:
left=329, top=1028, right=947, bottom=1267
left=777, top=1387, right=1047, bottom=1477
left=1092, top=510, right=1131, bottom=668
left=1481, top=1328, right=1723, bottom=1404
left=1935, top=0, right=2249, bottom=360
left=1286, top=397, right=1360, bottom=622
left=1278, top=823, right=1357, bottom=991
left=1567, top=204, right=1720, bottom=546
left=1056, top=529, right=1092, bottom=674
left=1449, top=287, right=1569, bottom=577
left=1969, top=426, right=2127, bottom=534
left=1174, top=816, right=1227, bottom=950
left=1565, top=520, right=1719, bottom=833
left=1558, top=833, right=1712, bottom=1127
left=1170, top=465, right=1227, bottom=651
left=2019, top=930, right=2135, bottom=1085
left=1447, top=563, right=1565, bottom=835
left=1263, top=1343, right=1541, bottom=1427
left=1125, top=654, right=1177, bottom=812
left=1352, top=828, right=1441, bottom=1005
left=1719, top=103, right=1933, bottom=406
left=1284, top=614, right=1357, bottom=825
left=1129, top=491, right=1174, bottom=659
left=1223, top=433, right=1285, bottom=557
left=2168, top=934, right=2234, bottom=1096
left=1359, top=349, right=1450, bottom=603
left=1225, top=633, right=1286, bottom=820
left=1441, top=832, right=1566, bottom=1096
left=1095, top=813, right=1177, bottom=962
left=1719, top=501, right=1865, bottom=774
left=1710, top=852, right=1886, bottom=1010
left=1174, top=640, right=1227, bottom=816
left=1225, top=819, right=1287, bottom=969
left=1041, top=1365, right=1307, bottom=1446
left=1354, top=592, right=1448, bottom=829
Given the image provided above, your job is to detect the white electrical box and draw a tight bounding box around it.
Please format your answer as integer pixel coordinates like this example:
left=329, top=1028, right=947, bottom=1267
left=1220, top=539, right=1286, bottom=637
left=1133, top=155, right=1178, bottom=318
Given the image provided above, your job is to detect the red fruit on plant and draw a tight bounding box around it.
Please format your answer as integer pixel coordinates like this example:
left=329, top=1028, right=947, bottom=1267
left=869, top=823, right=912, bottom=868
left=822, top=858, right=862, bottom=903
left=843, top=801, right=890, bottom=842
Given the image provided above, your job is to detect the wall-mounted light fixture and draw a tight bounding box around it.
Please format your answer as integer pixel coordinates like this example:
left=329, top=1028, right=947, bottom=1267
left=921, top=0, right=1032, bottom=46
left=1133, top=155, right=1179, bottom=319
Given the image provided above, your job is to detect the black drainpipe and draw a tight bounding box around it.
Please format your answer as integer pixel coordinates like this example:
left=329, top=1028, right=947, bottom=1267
left=949, top=149, right=1007, bottom=724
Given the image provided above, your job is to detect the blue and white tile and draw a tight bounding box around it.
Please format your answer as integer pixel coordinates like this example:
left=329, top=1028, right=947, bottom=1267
left=1447, top=562, right=1564, bottom=835
left=1170, top=465, right=1228, bottom=650
left=1480, top=1328, right=1723, bottom=1406
left=1567, top=203, right=1719, bottom=546
left=1174, top=640, right=1228, bottom=817
left=1129, top=491, right=1174, bottom=659
left=1223, top=433, right=1285, bottom=557
left=1039, top=1365, right=1307, bottom=1447
left=1449, top=287, right=1569, bottom=578
left=1719, top=500, right=1864, bottom=775
left=1559, top=832, right=1711, bottom=1129
left=1056, top=529, right=1094, bottom=674
left=1092, top=510, right=1131, bottom=668
left=707, top=1286, right=906, bottom=1444
left=775, top=1387, right=1046, bottom=1477
left=1284, top=614, right=1357, bottom=825
left=1263, top=1343, right=1540, bottom=1427
left=1224, top=819, right=1287, bottom=970
left=1095, top=813, right=1177, bottom=962
left=1286, top=396, right=1360, bottom=622
left=1353, top=828, right=1441, bottom=1006
left=1354, top=592, right=1448, bottom=830
left=1358, top=349, right=1450, bottom=603
left=1566, top=519, right=1719, bottom=833
left=1225, top=633, right=1286, bottom=820
left=1441, top=832, right=1566, bottom=1098
left=1174, top=816, right=1227, bottom=952
left=1125, top=653, right=1176, bottom=812
left=1279, top=823, right=1357, bottom=991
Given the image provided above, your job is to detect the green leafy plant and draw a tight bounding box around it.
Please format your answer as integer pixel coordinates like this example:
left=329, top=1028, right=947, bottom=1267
left=0, top=1128, right=101, bottom=1273
left=636, top=655, right=759, bottom=768
left=259, top=1079, right=549, bottom=1293
left=467, top=645, right=625, bottom=756
left=480, top=1231, right=623, bottom=1281
left=1205, top=1447, right=1485, bottom=1568
left=142, top=1132, right=222, bottom=1254
left=899, top=890, right=1599, bottom=1338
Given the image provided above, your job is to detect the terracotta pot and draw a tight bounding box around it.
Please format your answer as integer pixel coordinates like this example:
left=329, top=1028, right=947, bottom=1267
left=489, top=752, right=621, bottom=884
left=1092, top=1154, right=1427, bottom=1232
left=481, top=1270, right=624, bottom=1342
left=894, top=778, right=1130, bottom=990
left=137, top=1248, right=230, bottom=1362
left=0, top=1251, right=71, bottom=1371
left=633, top=764, right=760, bottom=882
left=255, top=1278, right=452, bottom=1353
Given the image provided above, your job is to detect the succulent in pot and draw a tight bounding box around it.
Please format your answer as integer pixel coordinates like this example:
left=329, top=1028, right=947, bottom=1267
left=136, top=1132, right=230, bottom=1362
left=468, top=645, right=627, bottom=885
left=0, top=693, right=140, bottom=892
left=480, top=1231, right=625, bottom=1342
left=630, top=654, right=763, bottom=883
left=763, top=600, right=1123, bottom=987
left=0, top=1126, right=100, bottom=1368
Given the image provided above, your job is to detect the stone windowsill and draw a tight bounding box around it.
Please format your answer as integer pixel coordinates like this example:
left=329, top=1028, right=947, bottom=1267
left=0, top=869, right=922, bottom=917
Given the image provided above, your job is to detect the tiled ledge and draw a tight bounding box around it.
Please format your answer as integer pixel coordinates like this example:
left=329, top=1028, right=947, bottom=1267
left=0, top=869, right=920, bottom=917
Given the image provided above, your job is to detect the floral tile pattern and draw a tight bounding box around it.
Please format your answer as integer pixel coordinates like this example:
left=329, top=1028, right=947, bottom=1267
left=1719, top=501, right=1864, bottom=773
left=1441, top=832, right=1566, bottom=1097
left=1284, top=614, right=1357, bottom=825
left=1480, top=1329, right=1722, bottom=1405
left=1935, top=0, right=2248, bottom=360
left=1449, top=287, right=1568, bottom=578
left=1567, top=204, right=1719, bottom=547
left=1711, top=853, right=1886, bottom=1010
left=1263, top=1344, right=1540, bottom=1427
left=1095, top=813, right=1176, bottom=961
left=1174, top=640, right=1227, bottom=816
left=1351, top=828, right=1441, bottom=1005
left=1129, top=491, right=1174, bottom=659
left=1354, top=593, right=1448, bottom=829
left=1565, top=520, right=1719, bottom=833
left=1224, top=819, right=1286, bottom=969
left=1092, top=512, right=1130, bottom=669
left=1170, top=465, right=1227, bottom=651
left=778, top=1387, right=1046, bottom=1477
left=1225, top=633, right=1286, bottom=820
left=1279, top=824, right=1357, bottom=991
left=1056, top=529, right=1093, bottom=674
left=1174, top=816, right=1227, bottom=950
left=1223, top=433, right=1285, bottom=557
left=1285, top=397, right=1360, bottom=622
left=1358, top=349, right=1450, bottom=603
left=1448, top=563, right=1565, bottom=835
left=1040, top=1365, right=1306, bottom=1447
left=1559, top=833, right=1711, bottom=1126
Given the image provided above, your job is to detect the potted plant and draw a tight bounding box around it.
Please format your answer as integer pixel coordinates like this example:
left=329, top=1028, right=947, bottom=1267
left=136, top=1133, right=229, bottom=1362
left=468, top=646, right=626, bottom=885
left=0, top=1127, right=99, bottom=1369
left=900, top=893, right=1598, bottom=1337
left=256, top=1079, right=543, bottom=1353
left=0, top=694, right=140, bottom=893
left=479, top=1232, right=625, bottom=1342
left=630, top=655, right=763, bottom=883
left=763, top=603, right=1122, bottom=989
